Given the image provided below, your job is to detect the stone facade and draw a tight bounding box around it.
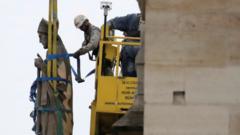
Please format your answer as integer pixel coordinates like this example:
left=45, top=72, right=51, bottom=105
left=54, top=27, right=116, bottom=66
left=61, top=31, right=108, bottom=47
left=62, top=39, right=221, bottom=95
left=140, top=0, right=240, bottom=134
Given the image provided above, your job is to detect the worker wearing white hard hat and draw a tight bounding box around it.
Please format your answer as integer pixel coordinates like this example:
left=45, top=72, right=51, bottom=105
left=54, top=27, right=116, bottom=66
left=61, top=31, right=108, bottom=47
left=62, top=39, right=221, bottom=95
left=74, top=15, right=87, bottom=29
left=73, top=14, right=113, bottom=75
left=73, top=14, right=100, bottom=58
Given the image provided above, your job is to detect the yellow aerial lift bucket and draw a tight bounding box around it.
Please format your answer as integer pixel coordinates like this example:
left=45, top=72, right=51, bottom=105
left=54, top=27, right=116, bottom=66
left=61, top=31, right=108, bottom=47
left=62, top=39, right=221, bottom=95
left=89, top=24, right=141, bottom=135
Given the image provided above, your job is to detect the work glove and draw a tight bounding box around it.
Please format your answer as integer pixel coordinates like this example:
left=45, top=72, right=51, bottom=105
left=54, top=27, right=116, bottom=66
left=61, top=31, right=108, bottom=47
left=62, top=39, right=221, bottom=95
left=73, top=48, right=86, bottom=58
left=73, top=50, right=80, bottom=58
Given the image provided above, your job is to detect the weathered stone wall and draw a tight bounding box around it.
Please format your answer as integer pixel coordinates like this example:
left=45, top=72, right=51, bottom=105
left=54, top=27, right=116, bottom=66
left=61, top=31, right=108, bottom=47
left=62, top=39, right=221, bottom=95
left=143, top=0, right=240, bottom=135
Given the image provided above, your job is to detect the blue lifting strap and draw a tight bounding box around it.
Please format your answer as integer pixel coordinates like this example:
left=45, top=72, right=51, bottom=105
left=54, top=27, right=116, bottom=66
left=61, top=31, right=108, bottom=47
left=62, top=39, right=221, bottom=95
left=30, top=53, right=95, bottom=102
left=46, top=53, right=73, bottom=61
left=71, top=66, right=78, bottom=79
left=30, top=77, right=71, bottom=102
left=30, top=106, right=72, bottom=130
left=47, top=53, right=96, bottom=79
left=37, top=106, right=72, bottom=113
left=85, top=69, right=95, bottom=79
left=46, top=53, right=80, bottom=79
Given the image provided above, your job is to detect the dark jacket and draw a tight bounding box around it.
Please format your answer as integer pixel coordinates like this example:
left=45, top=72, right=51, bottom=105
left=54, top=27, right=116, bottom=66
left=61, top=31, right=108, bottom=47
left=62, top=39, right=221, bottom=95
left=108, top=13, right=140, bottom=37
left=81, top=24, right=101, bottom=55
left=108, top=13, right=141, bottom=77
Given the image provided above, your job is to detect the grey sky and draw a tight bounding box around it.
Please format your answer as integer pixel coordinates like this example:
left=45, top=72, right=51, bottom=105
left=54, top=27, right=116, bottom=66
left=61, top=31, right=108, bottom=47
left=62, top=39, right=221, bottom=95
left=0, top=0, right=139, bottom=134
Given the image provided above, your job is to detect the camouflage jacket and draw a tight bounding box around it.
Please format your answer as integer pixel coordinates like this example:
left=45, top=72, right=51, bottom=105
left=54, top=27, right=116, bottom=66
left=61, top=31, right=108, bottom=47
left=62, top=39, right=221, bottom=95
left=81, top=24, right=101, bottom=55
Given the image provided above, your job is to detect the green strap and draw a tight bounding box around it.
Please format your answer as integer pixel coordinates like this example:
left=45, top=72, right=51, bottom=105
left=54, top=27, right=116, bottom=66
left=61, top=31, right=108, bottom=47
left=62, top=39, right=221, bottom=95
left=56, top=99, right=63, bottom=135
left=37, top=99, right=72, bottom=135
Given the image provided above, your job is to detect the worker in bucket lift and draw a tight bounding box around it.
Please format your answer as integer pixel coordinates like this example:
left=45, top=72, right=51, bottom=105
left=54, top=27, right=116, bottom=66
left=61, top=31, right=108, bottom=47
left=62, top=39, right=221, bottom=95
left=73, top=14, right=113, bottom=76
left=34, top=18, right=73, bottom=135
left=107, top=13, right=141, bottom=77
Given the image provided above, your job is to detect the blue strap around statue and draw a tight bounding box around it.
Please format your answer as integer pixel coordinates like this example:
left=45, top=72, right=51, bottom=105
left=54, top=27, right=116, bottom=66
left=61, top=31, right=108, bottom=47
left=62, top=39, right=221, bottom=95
left=37, top=106, right=72, bottom=113
left=46, top=53, right=95, bottom=79
left=29, top=77, right=71, bottom=102
left=46, top=53, right=73, bottom=61
left=46, top=53, right=79, bottom=79
left=36, top=77, right=70, bottom=83
left=30, top=106, right=72, bottom=132
left=30, top=53, right=96, bottom=102
left=30, top=53, right=76, bottom=102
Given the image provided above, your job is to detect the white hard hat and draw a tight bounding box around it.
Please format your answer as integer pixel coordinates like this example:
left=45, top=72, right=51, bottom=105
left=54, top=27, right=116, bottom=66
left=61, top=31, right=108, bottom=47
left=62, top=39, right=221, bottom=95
left=74, top=15, right=88, bottom=28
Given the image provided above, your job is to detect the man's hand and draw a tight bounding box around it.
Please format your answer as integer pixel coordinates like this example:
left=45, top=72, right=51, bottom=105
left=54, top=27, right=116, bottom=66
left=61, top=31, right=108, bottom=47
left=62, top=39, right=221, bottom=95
left=73, top=48, right=86, bottom=58
left=34, top=57, right=43, bottom=69
left=73, top=49, right=81, bottom=58
left=73, top=50, right=80, bottom=58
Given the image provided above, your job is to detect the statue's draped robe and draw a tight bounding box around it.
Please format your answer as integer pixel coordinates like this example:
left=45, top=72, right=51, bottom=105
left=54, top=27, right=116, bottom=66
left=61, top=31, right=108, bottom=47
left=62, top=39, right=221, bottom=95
left=38, top=37, right=73, bottom=135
